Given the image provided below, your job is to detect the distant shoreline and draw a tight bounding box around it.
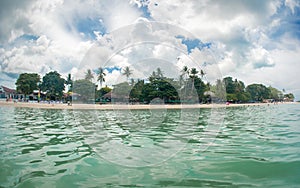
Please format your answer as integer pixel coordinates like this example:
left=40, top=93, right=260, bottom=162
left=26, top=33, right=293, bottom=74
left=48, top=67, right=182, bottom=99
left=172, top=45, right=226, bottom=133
left=0, top=101, right=298, bottom=110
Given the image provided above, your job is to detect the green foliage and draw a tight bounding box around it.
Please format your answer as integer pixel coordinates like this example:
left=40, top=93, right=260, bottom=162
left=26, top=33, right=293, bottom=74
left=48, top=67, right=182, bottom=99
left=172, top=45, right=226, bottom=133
left=14, top=68, right=294, bottom=104
left=96, top=86, right=112, bottom=99
left=97, top=67, right=106, bottom=87
left=210, top=79, right=226, bottom=100
left=66, top=73, right=73, bottom=92
left=113, top=82, right=132, bottom=96
left=15, top=73, right=40, bottom=97
left=189, top=68, right=199, bottom=78
left=222, top=77, right=250, bottom=103
left=223, top=77, right=235, bottom=94
left=130, top=80, right=144, bottom=102
left=226, top=93, right=238, bottom=102
left=85, top=69, right=94, bottom=81
left=268, top=86, right=282, bottom=100
left=141, top=78, right=179, bottom=104
left=146, top=69, right=179, bottom=103
left=284, top=93, right=294, bottom=100
left=122, top=66, right=133, bottom=81
left=193, top=76, right=208, bottom=102
left=73, top=79, right=95, bottom=103
left=41, top=71, right=65, bottom=100
left=246, top=84, right=271, bottom=102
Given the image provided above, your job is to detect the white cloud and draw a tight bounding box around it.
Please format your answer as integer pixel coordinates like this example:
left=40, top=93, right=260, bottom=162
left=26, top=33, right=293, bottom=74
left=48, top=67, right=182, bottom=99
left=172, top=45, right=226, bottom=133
left=0, top=0, right=300, bottom=100
left=247, top=46, right=275, bottom=69
left=285, top=0, right=300, bottom=14
left=0, top=34, right=92, bottom=79
left=105, top=69, right=125, bottom=87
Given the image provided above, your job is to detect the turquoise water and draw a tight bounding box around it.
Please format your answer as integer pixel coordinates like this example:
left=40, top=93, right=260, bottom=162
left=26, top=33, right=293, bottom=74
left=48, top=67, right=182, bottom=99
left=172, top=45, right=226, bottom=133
left=1, top=104, right=300, bottom=187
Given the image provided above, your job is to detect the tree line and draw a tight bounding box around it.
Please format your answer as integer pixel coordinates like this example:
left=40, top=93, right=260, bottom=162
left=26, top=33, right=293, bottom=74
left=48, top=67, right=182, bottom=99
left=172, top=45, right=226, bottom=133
left=14, top=66, right=294, bottom=103
left=15, top=71, right=67, bottom=101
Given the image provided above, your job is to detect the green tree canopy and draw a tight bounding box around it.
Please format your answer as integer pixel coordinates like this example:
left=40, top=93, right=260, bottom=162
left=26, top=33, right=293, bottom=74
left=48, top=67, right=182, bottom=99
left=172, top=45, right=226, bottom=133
left=222, top=77, right=250, bottom=103
left=85, top=69, right=94, bottom=81
left=284, top=93, right=295, bottom=100
left=122, top=66, right=133, bottom=82
left=268, top=86, right=282, bottom=100
left=41, top=71, right=65, bottom=100
left=15, top=73, right=41, bottom=98
left=223, top=77, right=235, bottom=94
left=97, top=67, right=106, bottom=88
left=246, top=84, right=271, bottom=102
left=141, top=79, right=179, bottom=104
left=112, top=82, right=132, bottom=96
left=73, top=79, right=95, bottom=103
left=66, top=73, right=73, bottom=92
left=96, top=86, right=112, bottom=99
left=189, top=68, right=199, bottom=79
left=130, top=79, right=145, bottom=102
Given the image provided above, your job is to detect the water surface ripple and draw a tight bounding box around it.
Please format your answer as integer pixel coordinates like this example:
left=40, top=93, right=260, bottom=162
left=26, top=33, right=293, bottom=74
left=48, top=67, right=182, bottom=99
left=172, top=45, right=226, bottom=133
left=0, top=104, right=300, bottom=187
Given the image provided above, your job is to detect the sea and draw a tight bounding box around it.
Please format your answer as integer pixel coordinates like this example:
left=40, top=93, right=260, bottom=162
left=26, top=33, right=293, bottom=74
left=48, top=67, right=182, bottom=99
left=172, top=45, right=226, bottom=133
left=0, top=103, right=300, bottom=187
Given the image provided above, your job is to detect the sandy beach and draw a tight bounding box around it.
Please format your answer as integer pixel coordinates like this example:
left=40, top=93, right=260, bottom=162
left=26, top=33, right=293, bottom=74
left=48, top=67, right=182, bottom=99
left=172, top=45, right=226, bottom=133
left=0, top=100, right=297, bottom=110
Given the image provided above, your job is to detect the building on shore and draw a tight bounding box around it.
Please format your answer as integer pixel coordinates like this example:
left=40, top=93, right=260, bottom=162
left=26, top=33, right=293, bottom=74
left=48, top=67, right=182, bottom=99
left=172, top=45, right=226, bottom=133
left=0, top=85, right=18, bottom=100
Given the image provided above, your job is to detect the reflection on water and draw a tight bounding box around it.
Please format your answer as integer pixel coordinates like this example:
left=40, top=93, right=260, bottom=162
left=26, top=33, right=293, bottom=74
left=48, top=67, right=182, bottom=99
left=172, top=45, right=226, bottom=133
left=0, top=104, right=300, bottom=187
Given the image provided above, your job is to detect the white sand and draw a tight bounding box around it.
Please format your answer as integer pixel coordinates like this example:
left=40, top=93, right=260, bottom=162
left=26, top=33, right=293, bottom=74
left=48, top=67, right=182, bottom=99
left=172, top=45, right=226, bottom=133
left=1, top=100, right=296, bottom=110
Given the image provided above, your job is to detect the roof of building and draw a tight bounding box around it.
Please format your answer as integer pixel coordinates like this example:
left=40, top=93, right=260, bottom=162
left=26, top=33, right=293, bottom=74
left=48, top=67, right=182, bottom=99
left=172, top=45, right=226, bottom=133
left=0, top=85, right=16, bottom=93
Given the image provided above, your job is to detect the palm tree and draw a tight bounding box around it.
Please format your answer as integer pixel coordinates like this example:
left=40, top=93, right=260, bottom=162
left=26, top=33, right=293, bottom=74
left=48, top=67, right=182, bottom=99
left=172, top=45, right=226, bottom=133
left=85, top=69, right=94, bottom=81
left=149, top=71, right=157, bottom=82
left=130, top=78, right=135, bottom=86
left=190, top=68, right=198, bottom=78
left=179, top=74, right=184, bottom=86
left=190, top=68, right=199, bottom=94
left=66, top=73, right=72, bottom=92
left=97, top=67, right=106, bottom=88
left=206, top=82, right=211, bottom=90
left=156, top=67, right=164, bottom=78
left=122, top=66, right=133, bottom=82
left=200, top=69, right=206, bottom=79
left=181, top=66, right=189, bottom=80
left=180, top=66, right=189, bottom=96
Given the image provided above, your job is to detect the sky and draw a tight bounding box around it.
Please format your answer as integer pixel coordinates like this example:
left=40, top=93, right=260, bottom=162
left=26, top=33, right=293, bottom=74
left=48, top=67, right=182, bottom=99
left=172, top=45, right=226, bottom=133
left=0, top=0, right=299, bottom=99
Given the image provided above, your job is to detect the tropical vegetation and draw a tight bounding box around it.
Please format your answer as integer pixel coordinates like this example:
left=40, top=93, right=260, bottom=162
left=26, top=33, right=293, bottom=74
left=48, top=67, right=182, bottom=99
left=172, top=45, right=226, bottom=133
left=13, top=66, right=295, bottom=103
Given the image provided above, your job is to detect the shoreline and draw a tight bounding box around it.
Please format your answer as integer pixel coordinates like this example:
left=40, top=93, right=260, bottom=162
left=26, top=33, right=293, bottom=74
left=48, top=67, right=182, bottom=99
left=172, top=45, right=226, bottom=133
left=0, top=101, right=297, bottom=110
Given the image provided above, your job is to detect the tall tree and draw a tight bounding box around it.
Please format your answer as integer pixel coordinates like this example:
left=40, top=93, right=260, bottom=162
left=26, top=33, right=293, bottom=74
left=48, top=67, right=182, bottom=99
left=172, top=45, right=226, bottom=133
left=15, top=73, right=40, bottom=99
left=97, top=67, right=106, bottom=88
left=189, top=68, right=199, bottom=93
left=130, top=78, right=135, bottom=86
left=269, top=86, right=282, bottom=101
left=122, top=66, right=133, bottom=82
left=179, top=74, right=184, bottom=86
left=97, top=86, right=112, bottom=98
left=223, top=77, right=235, bottom=94
left=66, top=73, right=73, bottom=92
left=246, top=84, right=271, bottom=102
left=130, top=79, right=144, bottom=102
left=181, top=66, right=189, bottom=78
left=149, top=71, right=157, bottom=82
left=190, top=68, right=198, bottom=78
left=73, top=79, right=95, bottom=103
left=85, top=69, right=94, bottom=81
left=214, top=79, right=226, bottom=100
left=284, top=93, right=295, bottom=101
left=200, top=69, right=206, bottom=78
left=156, top=67, right=164, bottom=78
left=41, top=71, right=65, bottom=100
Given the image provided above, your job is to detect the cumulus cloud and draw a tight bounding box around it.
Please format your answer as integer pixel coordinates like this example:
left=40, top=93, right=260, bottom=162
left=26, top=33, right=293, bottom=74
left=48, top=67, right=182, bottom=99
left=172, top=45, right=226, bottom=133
left=0, top=0, right=299, bottom=99
left=285, top=0, right=300, bottom=14
left=0, top=34, right=92, bottom=78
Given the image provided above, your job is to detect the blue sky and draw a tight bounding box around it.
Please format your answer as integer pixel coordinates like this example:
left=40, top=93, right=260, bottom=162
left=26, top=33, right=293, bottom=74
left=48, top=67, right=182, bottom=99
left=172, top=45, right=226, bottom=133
left=0, top=0, right=300, bottom=99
